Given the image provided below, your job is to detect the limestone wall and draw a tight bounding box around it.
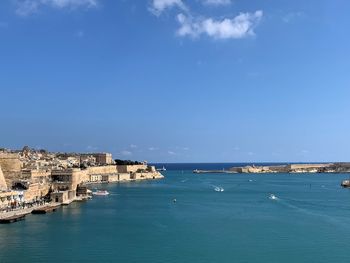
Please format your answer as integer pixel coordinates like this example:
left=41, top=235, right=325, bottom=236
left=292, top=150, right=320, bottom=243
left=51, top=191, right=69, bottom=203
left=288, top=164, right=332, bottom=170
left=108, top=174, right=119, bottom=182
left=133, top=172, right=163, bottom=180
left=0, top=165, right=7, bottom=190
left=22, top=169, right=51, bottom=179
left=0, top=153, right=22, bottom=172
left=268, top=165, right=288, bottom=172
left=0, top=153, right=22, bottom=186
left=87, top=166, right=117, bottom=175
left=116, top=164, right=147, bottom=173
left=51, top=168, right=88, bottom=191
left=71, top=169, right=88, bottom=189
left=118, top=173, right=131, bottom=181
left=24, top=183, right=50, bottom=201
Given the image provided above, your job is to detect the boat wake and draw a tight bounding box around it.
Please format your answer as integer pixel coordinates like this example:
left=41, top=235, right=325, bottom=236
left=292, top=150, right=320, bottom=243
left=276, top=198, right=350, bottom=229
left=214, top=186, right=224, bottom=192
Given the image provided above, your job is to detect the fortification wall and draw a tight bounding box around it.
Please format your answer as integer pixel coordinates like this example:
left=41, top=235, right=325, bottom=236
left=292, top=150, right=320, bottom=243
left=0, top=153, right=22, bottom=172
left=116, top=165, right=147, bottom=173
left=118, top=173, right=131, bottom=181
left=0, top=153, right=22, bottom=186
left=288, top=164, right=332, bottom=170
left=87, top=166, right=117, bottom=175
left=268, top=165, right=289, bottom=172
left=72, top=170, right=88, bottom=189
left=133, top=172, right=164, bottom=180
left=0, top=165, right=7, bottom=190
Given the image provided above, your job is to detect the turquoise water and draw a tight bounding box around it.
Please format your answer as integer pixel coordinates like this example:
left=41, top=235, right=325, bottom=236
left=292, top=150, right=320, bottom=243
left=1, top=169, right=350, bottom=262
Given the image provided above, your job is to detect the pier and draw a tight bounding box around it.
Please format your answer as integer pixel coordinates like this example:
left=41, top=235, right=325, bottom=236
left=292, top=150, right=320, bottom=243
left=32, top=204, right=61, bottom=214
left=0, top=214, right=26, bottom=224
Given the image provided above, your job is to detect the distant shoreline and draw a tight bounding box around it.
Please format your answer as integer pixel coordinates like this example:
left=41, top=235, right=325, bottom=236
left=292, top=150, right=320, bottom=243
left=193, top=163, right=350, bottom=174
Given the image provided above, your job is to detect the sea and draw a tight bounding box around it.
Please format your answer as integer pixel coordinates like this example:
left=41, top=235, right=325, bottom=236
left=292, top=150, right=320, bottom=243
left=1, top=163, right=350, bottom=263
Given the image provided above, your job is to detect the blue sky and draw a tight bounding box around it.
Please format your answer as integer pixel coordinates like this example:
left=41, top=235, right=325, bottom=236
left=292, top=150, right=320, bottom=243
left=0, top=0, right=349, bottom=163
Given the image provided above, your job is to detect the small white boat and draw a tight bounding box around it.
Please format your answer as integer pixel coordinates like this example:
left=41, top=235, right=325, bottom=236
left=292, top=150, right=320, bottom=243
left=92, top=190, right=110, bottom=196
left=269, top=194, right=277, bottom=200
left=157, top=166, right=167, bottom=171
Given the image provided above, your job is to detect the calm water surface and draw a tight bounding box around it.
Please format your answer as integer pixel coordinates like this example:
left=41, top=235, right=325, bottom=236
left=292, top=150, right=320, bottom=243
left=1, top=164, right=350, bottom=263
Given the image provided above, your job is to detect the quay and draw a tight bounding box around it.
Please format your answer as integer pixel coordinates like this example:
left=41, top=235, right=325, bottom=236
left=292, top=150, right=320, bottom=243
left=0, top=207, right=34, bottom=223
left=0, top=204, right=56, bottom=223
left=0, top=147, right=165, bottom=223
left=32, top=204, right=61, bottom=214
left=0, top=214, right=26, bottom=224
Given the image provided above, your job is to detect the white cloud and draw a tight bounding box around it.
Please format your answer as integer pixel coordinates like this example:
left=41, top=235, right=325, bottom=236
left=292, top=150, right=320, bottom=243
left=120, top=150, right=132, bottom=156
left=130, top=144, right=137, bottom=148
left=148, top=147, right=158, bottom=151
left=86, top=145, right=98, bottom=151
left=15, top=0, right=98, bottom=16
left=149, top=0, right=186, bottom=15
left=283, top=11, right=304, bottom=23
left=203, top=0, right=231, bottom=6
left=168, top=151, right=176, bottom=155
left=175, top=146, right=189, bottom=151
left=177, top=10, right=263, bottom=39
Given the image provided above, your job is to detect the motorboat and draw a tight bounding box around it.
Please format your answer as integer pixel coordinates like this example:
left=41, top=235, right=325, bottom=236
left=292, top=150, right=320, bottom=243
left=341, top=180, right=350, bottom=188
left=269, top=194, right=277, bottom=200
left=92, top=190, right=109, bottom=196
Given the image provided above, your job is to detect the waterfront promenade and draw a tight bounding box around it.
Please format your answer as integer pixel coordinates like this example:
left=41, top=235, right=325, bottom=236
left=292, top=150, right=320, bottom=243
left=0, top=203, right=57, bottom=220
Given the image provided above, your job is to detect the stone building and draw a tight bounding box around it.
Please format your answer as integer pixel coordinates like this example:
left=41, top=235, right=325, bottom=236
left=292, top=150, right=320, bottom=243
left=50, top=168, right=89, bottom=204
left=51, top=169, right=88, bottom=192
left=23, top=183, right=50, bottom=202
left=92, top=153, right=113, bottom=165
left=21, top=169, right=51, bottom=181
left=51, top=191, right=75, bottom=203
